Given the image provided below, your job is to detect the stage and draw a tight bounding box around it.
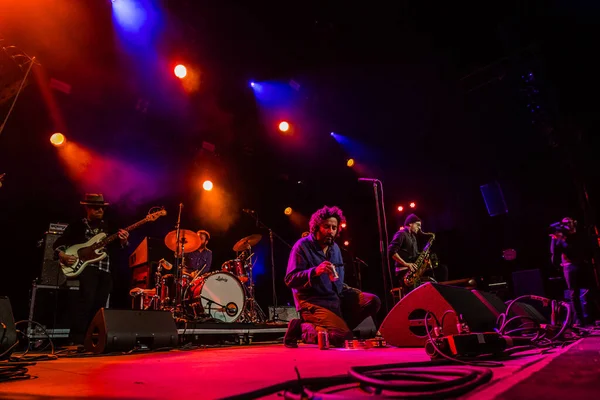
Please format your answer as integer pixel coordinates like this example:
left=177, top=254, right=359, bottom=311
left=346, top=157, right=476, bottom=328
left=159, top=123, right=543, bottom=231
left=1, top=336, right=598, bottom=399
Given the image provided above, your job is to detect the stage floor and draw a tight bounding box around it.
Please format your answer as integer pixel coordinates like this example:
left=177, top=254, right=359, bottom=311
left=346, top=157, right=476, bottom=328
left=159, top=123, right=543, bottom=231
left=0, top=339, right=591, bottom=399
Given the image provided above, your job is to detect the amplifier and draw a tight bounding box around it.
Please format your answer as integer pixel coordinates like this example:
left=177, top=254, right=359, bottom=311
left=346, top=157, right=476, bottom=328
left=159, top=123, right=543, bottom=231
left=131, top=261, right=163, bottom=289
left=129, top=237, right=173, bottom=268
left=39, top=232, right=67, bottom=286
left=48, top=222, right=68, bottom=234
left=27, top=283, right=79, bottom=338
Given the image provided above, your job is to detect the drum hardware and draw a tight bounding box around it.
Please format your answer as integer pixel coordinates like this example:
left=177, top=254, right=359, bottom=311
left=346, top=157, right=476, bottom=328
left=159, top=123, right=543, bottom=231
left=241, top=253, right=267, bottom=323
left=242, top=211, right=294, bottom=322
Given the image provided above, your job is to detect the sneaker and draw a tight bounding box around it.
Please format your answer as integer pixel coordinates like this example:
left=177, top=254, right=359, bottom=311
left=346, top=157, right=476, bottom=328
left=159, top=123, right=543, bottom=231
left=284, top=319, right=302, bottom=348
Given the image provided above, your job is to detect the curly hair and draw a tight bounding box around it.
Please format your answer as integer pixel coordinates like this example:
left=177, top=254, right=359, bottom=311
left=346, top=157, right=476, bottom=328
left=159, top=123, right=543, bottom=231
left=309, top=206, right=345, bottom=234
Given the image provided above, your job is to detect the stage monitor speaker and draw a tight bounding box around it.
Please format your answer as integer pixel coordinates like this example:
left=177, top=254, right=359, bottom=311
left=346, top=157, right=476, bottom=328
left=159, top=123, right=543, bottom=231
left=84, top=309, right=178, bottom=354
left=380, top=283, right=499, bottom=347
left=0, top=296, right=17, bottom=360
left=353, top=316, right=377, bottom=339
left=510, top=302, right=547, bottom=325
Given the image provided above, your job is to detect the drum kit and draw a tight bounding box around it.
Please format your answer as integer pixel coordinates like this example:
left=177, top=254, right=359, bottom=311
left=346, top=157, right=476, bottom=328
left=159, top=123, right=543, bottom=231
left=130, top=230, right=267, bottom=324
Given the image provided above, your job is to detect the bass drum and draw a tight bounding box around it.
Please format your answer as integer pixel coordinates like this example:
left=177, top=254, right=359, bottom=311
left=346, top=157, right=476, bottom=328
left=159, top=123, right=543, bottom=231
left=184, top=271, right=245, bottom=323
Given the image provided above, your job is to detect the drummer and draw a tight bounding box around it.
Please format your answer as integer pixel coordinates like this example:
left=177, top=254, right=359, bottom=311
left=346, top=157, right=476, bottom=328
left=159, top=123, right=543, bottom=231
left=184, top=230, right=213, bottom=277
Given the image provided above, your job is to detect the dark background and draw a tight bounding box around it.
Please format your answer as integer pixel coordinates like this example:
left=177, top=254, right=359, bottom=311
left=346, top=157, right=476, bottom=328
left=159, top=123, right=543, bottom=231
left=1, top=0, right=599, bottom=321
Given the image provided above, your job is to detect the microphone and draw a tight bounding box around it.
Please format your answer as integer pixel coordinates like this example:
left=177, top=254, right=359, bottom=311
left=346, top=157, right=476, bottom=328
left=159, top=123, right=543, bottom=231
left=243, top=209, right=256, bottom=214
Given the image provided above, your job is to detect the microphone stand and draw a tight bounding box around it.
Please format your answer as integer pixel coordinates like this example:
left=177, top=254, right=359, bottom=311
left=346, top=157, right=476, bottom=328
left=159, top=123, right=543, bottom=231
left=340, top=246, right=369, bottom=290
left=173, top=203, right=183, bottom=310
left=354, top=256, right=368, bottom=291
left=360, top=179, right=392, bottom=314
left=244, top=210, right=293, bottom=323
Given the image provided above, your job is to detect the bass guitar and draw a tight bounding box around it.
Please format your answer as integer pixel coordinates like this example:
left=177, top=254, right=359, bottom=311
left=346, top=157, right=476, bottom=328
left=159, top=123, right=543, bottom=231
left=60, top=209, right=167, bottom=278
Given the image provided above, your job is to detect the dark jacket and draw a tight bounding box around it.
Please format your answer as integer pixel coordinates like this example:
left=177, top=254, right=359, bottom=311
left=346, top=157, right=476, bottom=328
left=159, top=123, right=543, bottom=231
left=285, top=234, right=345, bottom=313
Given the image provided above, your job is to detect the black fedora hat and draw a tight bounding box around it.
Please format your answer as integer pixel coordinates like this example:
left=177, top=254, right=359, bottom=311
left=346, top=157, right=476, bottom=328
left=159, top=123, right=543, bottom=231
left=80, top=193, right=110, bottom=206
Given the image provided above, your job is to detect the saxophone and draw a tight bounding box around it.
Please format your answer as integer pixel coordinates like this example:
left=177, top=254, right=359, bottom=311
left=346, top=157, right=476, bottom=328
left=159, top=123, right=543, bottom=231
left=403, top=232, right=436, bottom=288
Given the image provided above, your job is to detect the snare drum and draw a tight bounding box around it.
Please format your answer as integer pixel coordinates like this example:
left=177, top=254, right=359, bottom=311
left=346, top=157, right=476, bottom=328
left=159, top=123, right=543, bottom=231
left=221, top=259, right=248, bottom=282
left=183, top=271, right=245, bottom=322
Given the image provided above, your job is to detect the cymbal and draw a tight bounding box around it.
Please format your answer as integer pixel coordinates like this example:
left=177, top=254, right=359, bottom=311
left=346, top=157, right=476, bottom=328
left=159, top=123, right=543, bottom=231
left=165, top=229, right=201, bottom=254
left=233, top=234, right=262, bottom=252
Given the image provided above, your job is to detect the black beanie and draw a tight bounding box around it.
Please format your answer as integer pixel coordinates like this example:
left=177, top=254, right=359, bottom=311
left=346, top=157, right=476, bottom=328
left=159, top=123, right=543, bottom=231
left=404, top=213, right=421, bottom=226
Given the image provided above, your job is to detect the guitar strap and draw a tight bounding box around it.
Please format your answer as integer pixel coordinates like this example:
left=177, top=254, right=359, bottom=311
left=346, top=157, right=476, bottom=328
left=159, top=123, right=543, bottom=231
left=83, top=218, right=104, bottom=238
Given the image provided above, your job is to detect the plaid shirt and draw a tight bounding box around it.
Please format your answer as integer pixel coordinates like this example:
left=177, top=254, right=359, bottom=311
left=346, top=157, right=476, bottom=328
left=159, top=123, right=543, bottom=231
left=54, top=218, right=112, bottom=273
left=82, top=218, right=111, bottom=273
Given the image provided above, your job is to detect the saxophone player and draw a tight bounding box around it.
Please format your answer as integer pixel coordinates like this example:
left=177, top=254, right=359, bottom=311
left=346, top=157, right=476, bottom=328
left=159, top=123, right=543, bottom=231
left=388, top=214, right=421, bottom=278
left=388, top=214, right=445, bottom=290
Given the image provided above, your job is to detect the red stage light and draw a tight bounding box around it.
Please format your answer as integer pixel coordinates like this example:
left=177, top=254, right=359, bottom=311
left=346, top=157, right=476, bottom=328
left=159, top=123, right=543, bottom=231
left=174, top=64, right=187, bottom=79
left=278, top=121, right=290, bottom=132
left=343, top=240, right=349, bottom=246
left=397, top=205, right=404, bottom=212
left=409, top=202, right=416, bottom=208
left=341, top=222, right=347, bottom=229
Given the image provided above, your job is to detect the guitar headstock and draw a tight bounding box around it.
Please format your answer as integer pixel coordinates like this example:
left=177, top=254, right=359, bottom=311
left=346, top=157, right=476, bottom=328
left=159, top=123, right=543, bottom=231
left=147, top=209, right=167, bottom=221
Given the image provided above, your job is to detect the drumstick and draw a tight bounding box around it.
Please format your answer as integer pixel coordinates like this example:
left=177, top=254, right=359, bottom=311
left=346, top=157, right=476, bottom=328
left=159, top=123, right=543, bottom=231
left=197, top=263, right=207, bottom=275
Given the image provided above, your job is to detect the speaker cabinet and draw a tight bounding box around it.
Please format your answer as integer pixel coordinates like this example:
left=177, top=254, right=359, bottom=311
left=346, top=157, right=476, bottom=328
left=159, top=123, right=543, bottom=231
left=380, top=283, right=499, bottom=347
left=39, top=232, right=67, bottom=286
left=0, top=297, right=17, bottom=360
left=84, top=309, right=178, bottom=354
left=512, top=269, right=545, bottom=297
left=27, top=284, right=79, bottom=338
left=129, top=237, right=173, bottom=268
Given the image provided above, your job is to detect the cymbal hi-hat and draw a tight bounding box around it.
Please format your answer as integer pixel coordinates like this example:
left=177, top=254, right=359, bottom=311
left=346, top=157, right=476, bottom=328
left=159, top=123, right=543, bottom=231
left=165, top=229, right=201, bottom=254
left=233, top=234, right=262, bottom=252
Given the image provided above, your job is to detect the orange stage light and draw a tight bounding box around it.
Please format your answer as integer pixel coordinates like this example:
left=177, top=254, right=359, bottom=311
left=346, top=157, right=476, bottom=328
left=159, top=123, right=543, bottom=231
left=284, top=207, right=292, bottom=215
left=202, top=180, right=213, bottom=191
left=346, top=159, right=355, bottom=167
left=174, top=64, right=187, bottom=79
left=50, top=133, right=66, bottom=146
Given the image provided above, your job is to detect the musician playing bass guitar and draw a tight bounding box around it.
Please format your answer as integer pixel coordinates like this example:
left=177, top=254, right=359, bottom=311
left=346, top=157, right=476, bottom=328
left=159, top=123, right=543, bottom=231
left=387, top=214, right=447, bottom=291
left=53, top=193, right=129, bottom=346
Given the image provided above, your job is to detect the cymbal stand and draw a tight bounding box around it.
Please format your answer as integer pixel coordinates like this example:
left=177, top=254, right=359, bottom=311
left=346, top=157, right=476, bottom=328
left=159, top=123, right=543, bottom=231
left=244, top=211, right=292, bottom=322
left=244, top=249, right=267, bottom=323
left=175, top=240, right=187, bottom=312
left=152, top=264, right=163, bottom=310
left=173, top=203, right=184, bottom=310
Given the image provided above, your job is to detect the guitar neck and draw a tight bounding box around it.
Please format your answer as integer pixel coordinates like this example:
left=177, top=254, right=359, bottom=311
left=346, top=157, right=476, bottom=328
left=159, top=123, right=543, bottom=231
left=99, top=218, right=149, bottom=247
